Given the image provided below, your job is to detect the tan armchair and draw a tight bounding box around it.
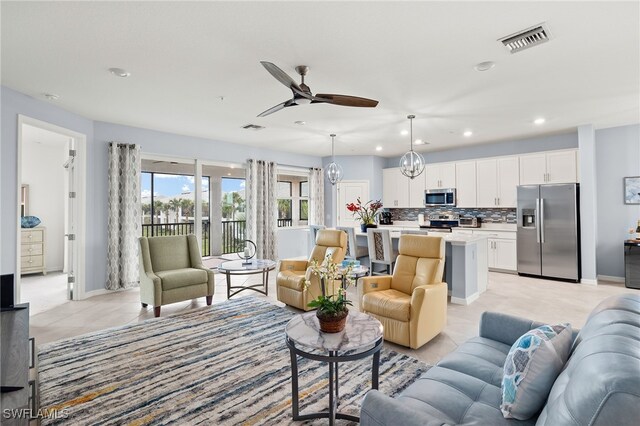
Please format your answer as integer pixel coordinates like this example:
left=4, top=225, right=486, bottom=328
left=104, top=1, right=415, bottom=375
left=139, top=234, right=215, bottom=317
left=276, top=229, right=348, bottom=311
left=358, top=235, right=447, bottom=349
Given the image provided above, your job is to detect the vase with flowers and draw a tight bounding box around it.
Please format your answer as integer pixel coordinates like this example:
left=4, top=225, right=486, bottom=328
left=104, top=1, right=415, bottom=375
left=304, top=254, right=355, bottom=333
left=346, top=198, right=383, bottom=233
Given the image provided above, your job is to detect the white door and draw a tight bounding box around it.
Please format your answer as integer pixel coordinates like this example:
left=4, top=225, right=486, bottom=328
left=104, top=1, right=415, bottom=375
left=519, top=153, right=546, bottom=185
left=439, top=163, right=456, bottom=188
left=494, top=239, right=518, bottom=271
left=455, top=161, right=476, bottom=207
left=546, top=150, right=577, bottom=183
left=497, top=156, right=519, bottom=207
left=408, top=172, right=426, bottom=207
left=63, top=141, right=77, bottom=300
left=476, top=159, right=498, bottom=208
left=337, top=180, right=370, bottom=227
left=425, top=165, right=440, bottom=189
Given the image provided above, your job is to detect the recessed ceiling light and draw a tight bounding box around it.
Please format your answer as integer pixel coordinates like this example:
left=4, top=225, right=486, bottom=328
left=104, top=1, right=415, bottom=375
left=43, top=93, right=59, bottom=100
left=400, top=130, right=409, bottom=136
left=463, top=131, right=473, bottom=137
left=474, top=61, right=495, bottom=72
left=294, top=120, right=306, bottom=125
left=375, top=146, right=382, bottom=151
left=108, top=67, right=131, bottom=77
left=534, top=117, right=546, bottom=125
left=227, top=173, right=231, bottom=176
left=415, top=139, right=423, bottom=145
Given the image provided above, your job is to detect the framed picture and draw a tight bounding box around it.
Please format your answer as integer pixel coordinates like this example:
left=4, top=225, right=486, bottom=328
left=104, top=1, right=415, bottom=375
left=624, top=176, right=640, bottom=204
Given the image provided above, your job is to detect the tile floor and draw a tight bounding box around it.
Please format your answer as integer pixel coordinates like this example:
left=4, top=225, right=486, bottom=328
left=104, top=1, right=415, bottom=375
left=26, top=267, right=634, bottom=365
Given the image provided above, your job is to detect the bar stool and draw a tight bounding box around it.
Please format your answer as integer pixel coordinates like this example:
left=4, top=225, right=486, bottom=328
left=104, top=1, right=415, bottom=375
left=337, top=226, right=369, bottom=261
left=367, top=228, right=398, bottom=275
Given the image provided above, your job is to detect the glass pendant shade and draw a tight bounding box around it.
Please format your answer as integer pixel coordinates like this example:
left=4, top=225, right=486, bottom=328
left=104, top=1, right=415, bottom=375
left=326, top=133, right=343, bottom=185
left=399, top=114, right=425, bottom=179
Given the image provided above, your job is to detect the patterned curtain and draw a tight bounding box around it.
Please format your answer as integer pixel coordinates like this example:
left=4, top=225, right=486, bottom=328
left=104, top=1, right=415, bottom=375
left=246, top=159, right=278, bottom=260
left=308, top=167, right=324, bottom=226
left=107, top=143, right=141, bottom=290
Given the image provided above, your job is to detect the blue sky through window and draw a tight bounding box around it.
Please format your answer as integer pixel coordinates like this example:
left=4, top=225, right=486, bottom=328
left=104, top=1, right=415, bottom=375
left=141, top=173, right=244, bottom=198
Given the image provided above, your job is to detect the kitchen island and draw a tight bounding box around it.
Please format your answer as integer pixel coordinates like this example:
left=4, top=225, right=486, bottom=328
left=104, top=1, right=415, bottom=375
left=355, top=224, right=488, bottom=305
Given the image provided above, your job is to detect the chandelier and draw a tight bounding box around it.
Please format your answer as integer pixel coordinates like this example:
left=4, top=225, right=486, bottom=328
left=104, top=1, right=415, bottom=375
left=399, top=114, right=425, bottom=179
left=326, top=134, right=343, bottom=185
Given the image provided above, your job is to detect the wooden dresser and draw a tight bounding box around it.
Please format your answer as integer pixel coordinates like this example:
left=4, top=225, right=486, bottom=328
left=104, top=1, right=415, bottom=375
left=21, top=227, right=46, bottom=275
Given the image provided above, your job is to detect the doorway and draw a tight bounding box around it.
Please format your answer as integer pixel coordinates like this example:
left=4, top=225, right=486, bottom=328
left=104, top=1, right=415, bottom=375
left=336, top=180, right=370, bottom=227
left=17, top=116, right=86, bottom=311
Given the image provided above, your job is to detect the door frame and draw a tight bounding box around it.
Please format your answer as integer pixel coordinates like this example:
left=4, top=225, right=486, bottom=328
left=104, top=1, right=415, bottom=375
left=16, top=115, right=87, bottom=301
left=336, top=180, right=370, bottom=227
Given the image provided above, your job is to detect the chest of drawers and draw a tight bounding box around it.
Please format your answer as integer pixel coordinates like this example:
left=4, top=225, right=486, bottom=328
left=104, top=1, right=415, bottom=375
left=21, top=227, right=46, bottom=275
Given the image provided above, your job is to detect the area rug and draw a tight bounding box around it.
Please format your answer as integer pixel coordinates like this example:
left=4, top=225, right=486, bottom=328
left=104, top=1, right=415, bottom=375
left=38, top=297, right=431, bottom=425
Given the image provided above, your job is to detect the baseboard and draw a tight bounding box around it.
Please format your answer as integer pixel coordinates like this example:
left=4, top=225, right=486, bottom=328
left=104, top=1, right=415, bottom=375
left=83, top=288, right=112, bottom=299
left=597, top=275, right=625, bottom=283
left=450, top=293, right=479, bottom=305
left=580, top=278, right=598, bottom=286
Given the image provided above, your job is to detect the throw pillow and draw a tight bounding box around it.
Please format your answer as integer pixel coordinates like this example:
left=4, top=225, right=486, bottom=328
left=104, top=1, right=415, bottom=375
left=501, top=323, right=572, bottom=420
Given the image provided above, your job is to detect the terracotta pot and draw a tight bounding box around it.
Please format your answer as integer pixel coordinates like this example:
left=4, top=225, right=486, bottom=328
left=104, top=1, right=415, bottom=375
left=316, top=309, right=349, bottom=333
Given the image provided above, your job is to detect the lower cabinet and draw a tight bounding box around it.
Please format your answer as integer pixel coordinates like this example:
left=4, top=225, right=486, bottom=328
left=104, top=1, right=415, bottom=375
left=488, top=238, right=517, bottom=271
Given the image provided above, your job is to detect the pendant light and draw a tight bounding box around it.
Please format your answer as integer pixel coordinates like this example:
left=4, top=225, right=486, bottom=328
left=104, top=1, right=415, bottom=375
left=399, top=114, right=425, bottom=179
left=326, top=133, right=343, bottom=185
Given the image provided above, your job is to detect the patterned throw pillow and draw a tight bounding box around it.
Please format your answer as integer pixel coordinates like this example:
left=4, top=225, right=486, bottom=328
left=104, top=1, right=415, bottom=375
left=501, top=323, right=572, bottom=420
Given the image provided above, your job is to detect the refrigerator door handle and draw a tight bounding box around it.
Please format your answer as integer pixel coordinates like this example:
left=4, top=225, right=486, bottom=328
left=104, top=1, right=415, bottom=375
left=540, top=198, right=545, bottom=244
left=535, top=198, right=541, bottom=243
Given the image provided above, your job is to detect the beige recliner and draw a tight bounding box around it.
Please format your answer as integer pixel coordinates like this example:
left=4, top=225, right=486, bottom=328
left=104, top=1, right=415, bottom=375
left=358, top=234, right=447, bottom=349
left=139, top=234, right=215, bottom=317
left=276, top=229, right=347, bottom=311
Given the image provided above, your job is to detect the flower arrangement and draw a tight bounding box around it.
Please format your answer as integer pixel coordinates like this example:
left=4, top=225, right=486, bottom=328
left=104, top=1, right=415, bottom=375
left=304, top=254, right=355, bottom=332
left=346, top=198, right=383, bottom=225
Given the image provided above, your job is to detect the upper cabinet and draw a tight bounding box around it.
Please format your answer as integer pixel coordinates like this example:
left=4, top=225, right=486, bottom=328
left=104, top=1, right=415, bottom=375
left=476, top=156, right=519, bottom=208
left=520, top=150, right=578, bottom=185
left=382, top=167, right=410, bottom=208
left=455, top=161, right=477, bottom=208
left=425, top=163, right=455, bottom=189
left=409, top=172, right=426, bottom=208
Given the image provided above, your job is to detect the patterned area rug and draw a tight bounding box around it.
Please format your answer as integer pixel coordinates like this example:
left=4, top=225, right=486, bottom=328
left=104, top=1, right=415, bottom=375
left=38, top=297, right=431, bottom=425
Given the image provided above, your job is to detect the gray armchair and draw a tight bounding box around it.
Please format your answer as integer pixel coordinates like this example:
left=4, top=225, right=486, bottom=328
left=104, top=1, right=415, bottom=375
left=139, top=234, right=215, bottom=317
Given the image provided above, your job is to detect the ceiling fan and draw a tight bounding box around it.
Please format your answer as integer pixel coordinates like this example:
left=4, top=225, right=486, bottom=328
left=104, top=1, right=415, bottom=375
left=257, top=61, right=379, bottom=117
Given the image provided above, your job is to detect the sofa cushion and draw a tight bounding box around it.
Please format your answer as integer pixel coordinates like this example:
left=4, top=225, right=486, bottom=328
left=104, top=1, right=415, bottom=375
left=362, top=289, right=411, bottom=322
left=438, top=336, right=511, bottom=387
left=156, top=268, right=208, bottom=291
left=501, top=323, right=572, bottom=420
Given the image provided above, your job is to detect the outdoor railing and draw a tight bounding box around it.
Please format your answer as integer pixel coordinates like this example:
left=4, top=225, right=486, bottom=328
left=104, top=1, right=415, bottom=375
left=221, top=220, right=246, bottom=254
left=277, top=218, right=293, bottom=227
left=142, top=221, right=211, bottom=257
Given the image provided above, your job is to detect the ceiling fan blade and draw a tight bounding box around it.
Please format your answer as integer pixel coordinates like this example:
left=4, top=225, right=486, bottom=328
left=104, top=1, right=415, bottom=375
left=314, top=94, right=379, bottom=108
left=260, top=61, right=302, bottom=92
left=257, top=99, right=296, bottom=117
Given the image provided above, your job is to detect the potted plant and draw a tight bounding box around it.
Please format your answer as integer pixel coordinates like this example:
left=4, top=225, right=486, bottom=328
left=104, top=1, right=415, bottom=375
left=304, top=255, right=355, bottom=333
left=346, top=198, right=383, bottom=233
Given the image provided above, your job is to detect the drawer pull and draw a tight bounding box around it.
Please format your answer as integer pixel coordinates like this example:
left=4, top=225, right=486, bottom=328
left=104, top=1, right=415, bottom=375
left=28, top=248, right=33, bottom=252
left=28, top=234, right=33, bottom=239
left=28, top=260, right=33, bottom=263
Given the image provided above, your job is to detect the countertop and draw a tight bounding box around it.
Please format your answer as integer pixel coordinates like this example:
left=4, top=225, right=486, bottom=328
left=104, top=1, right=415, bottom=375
left=377, top=221, right=517, bottom=232
left=356, top=228, right=489, bottom=245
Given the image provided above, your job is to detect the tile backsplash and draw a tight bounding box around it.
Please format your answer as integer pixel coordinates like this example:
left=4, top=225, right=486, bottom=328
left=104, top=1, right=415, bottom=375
left=389, top=207, right=517, bottom=224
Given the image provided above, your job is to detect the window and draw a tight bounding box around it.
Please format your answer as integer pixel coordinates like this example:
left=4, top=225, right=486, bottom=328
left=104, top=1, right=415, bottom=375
left=276, top=174, right=310, bottom=227
left=277, top=181, right=293, bottom=227
left=299, top=181, right=309, bottom=221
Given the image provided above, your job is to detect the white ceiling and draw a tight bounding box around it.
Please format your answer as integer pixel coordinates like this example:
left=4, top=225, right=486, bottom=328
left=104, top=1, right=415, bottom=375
left=2, top=1, right=639, bottom=157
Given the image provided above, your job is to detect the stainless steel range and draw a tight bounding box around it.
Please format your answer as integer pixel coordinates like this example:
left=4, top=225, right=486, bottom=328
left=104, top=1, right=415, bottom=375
left=420, top=214, right=459, bottom=232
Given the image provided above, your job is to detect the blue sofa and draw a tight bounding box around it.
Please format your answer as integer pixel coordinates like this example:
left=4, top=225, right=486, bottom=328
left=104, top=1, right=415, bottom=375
left=361, top=294, right=640, bottom=425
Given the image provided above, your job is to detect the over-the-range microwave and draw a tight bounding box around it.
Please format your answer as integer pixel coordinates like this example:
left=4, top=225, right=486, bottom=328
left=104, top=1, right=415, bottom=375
left=425, top=188, right=456, bottom=207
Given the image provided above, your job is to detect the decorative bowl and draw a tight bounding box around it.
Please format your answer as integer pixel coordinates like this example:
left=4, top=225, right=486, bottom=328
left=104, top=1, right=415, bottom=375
left=21, top=216, right=41, bottom=228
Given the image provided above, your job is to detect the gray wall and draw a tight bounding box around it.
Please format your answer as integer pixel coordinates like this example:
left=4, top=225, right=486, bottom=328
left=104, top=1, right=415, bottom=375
left=385, top=132, right=579, bottom=167
left=595, top=124, right=640, bottom=278
left=1, top=86, right=322, bottom=293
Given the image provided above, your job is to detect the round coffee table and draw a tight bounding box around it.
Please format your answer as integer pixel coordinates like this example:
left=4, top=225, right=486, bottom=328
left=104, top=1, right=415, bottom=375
left=216, top=259, right=276, bottom=299
left=285, top=310, right=383, bottom=425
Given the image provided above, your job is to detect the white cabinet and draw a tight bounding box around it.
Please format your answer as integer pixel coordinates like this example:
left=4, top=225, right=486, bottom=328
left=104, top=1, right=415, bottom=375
left=455, top=161, right=476, bottom=208
left=409, top=172, right=426, bottom=208
left=425, top=163, right=455, bottom=189
left=488, top=238, right=517, bottom=271
left=520, top=150, right=578, bottom=184
left=383, top=167, right=409, bottom=208
left=476, top=156, right=519, bottom=208
left=21, top=227, right=46, bottom=275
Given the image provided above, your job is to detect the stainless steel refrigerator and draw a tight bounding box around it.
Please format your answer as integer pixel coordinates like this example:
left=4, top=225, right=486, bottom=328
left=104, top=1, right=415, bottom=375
left=517, top=184, right=581, bottom=282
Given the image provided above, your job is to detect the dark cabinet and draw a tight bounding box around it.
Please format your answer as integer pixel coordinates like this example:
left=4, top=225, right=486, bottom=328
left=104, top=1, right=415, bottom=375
left=625, top=241, right=640, bottom=289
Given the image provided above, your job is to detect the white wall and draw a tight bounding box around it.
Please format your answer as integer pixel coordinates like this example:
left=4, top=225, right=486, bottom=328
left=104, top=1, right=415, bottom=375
left=21, top=134, right=68, bottom=271
left=595, top=124, right=640, bottom=278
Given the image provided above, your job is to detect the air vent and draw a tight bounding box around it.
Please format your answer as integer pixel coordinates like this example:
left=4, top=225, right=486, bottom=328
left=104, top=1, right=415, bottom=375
left=499, top=23, right=551, bottom=54
left=241, top=124, right=265, bottom=131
